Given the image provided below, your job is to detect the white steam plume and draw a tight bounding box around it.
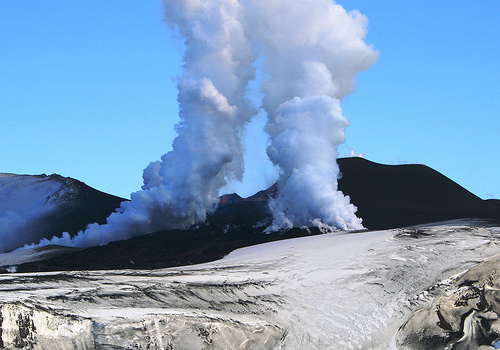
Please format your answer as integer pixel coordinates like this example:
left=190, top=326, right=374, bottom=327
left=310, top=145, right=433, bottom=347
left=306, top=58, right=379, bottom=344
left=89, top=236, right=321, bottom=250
left=23, top=0, right=376, bottom=250
left=24, top=0, right=256, bottom=249
left=244, top=0, right=378, bottom=231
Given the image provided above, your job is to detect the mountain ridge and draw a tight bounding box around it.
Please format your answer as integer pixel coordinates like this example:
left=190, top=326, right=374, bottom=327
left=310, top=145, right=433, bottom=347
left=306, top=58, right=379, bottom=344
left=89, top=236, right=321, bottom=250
left=0, top=173, right=126, bottom=252
left=336, top=157, right=500, bottom=229
left=4, top=157, right=499, bottom=272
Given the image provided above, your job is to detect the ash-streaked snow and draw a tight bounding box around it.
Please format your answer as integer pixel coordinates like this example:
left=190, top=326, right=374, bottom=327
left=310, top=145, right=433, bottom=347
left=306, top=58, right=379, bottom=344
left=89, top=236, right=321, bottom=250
left=1, top=219, right=500, bottom=349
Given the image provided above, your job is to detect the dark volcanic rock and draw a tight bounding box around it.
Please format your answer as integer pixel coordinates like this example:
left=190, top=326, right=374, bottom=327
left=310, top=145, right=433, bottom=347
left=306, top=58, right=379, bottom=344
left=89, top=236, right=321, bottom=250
left=40, top=174, right=127, bottom=237
left=396, top=253, right=500, bottom=349
left=337, top=157, right=500, bottom=230
left=16, top=207, right=324, bottom=272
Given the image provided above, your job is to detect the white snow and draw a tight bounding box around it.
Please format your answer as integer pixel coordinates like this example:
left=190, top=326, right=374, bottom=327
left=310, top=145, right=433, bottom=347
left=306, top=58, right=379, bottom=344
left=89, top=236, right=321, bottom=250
left=0, top=219, right=499, bottom=349
left=0, top=174, right=63, bottom=216
left=0, top=174, right=70, bottom=252
left=0, top=245, right=80, bottom=267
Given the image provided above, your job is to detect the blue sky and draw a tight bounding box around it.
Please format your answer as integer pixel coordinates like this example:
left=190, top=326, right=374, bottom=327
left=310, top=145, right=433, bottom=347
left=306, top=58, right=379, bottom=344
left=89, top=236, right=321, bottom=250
left=1, top=1, right=498, bottom=200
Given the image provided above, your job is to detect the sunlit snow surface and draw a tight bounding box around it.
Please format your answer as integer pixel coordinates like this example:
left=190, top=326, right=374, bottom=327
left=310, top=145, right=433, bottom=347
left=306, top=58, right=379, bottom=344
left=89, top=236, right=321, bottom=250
left=0, top=219, right=500, bottom=349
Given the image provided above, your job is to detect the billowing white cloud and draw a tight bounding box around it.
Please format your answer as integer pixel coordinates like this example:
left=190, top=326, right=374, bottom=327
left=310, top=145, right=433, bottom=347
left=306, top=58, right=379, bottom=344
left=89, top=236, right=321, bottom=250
left=25, top=0, right=377, bottom=249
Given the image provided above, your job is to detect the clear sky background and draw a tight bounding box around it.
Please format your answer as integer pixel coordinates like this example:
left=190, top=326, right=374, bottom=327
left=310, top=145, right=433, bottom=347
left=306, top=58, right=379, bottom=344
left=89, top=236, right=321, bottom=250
left=1, top=1, right=498, bottom=200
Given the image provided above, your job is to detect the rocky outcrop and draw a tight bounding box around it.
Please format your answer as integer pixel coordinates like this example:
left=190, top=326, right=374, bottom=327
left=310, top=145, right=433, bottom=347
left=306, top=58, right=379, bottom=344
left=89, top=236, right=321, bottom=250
left=396, top=253, right=500, bottom=349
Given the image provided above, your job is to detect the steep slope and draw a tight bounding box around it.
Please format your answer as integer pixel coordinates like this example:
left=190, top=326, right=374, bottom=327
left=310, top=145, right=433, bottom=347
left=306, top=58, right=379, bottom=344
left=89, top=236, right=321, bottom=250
left=0, top=173, right=125, bottom=252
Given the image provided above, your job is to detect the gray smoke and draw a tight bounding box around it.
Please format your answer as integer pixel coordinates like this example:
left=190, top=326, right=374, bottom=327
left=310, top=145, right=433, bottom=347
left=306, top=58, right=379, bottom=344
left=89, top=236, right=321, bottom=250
left=25, top=0, right=377, bottom=249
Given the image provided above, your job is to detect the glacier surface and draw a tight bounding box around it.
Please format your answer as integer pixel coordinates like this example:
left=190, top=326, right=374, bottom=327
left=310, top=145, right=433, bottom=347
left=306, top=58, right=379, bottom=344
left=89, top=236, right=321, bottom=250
left=0, top=220, right=499, bottom=349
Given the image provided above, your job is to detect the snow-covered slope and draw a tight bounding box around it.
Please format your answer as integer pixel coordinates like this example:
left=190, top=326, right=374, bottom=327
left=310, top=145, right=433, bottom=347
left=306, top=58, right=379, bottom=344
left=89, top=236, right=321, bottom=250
left=0, top=173, right=125, bottom=253
left=0, top=219, right=499, bottom=349
left=0, top=173, right=65, bottom=251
